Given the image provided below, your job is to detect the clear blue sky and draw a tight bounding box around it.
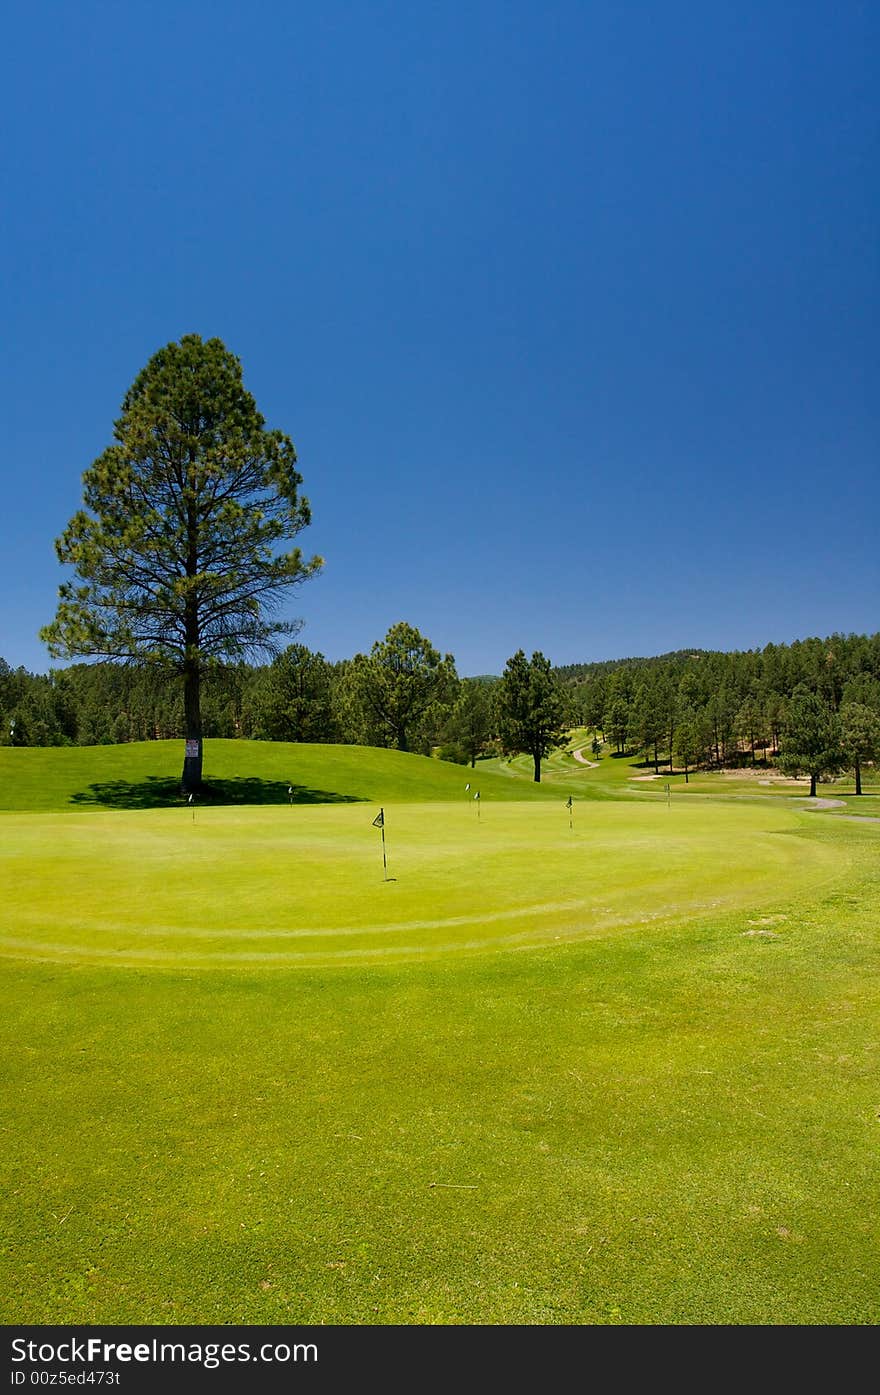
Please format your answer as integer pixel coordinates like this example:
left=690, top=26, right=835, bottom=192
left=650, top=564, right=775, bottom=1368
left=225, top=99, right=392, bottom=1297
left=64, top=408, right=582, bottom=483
left=2, top=1, right=877, bottom=677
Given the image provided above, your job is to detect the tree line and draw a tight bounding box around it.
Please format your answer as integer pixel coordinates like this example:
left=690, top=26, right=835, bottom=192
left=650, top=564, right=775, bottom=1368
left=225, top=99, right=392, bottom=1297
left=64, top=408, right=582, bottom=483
left=3, top=626, right=879, bottom=792
left=0, top=627, right=565, bottom=782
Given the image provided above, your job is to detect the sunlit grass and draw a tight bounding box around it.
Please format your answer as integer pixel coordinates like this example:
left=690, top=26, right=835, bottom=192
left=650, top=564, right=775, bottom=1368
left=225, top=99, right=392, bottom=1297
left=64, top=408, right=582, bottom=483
left=2, top=739, right=879, bottom=1324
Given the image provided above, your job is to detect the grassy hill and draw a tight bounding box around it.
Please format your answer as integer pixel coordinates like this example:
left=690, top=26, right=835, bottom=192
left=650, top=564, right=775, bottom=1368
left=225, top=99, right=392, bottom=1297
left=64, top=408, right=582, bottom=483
left=0, top=739, right=597, bottom=813
left=2, top=735, right=875, bottom=814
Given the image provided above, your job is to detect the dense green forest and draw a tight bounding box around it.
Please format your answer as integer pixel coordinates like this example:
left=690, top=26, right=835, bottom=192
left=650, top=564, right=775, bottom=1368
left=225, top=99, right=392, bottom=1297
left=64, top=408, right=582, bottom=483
left=2, top=630, right=879, bottom=789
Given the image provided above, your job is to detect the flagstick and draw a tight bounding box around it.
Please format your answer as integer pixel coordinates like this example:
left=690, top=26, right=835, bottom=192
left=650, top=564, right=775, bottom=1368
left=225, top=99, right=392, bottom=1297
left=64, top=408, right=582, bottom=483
left=373, top=807, right=388, bottom=881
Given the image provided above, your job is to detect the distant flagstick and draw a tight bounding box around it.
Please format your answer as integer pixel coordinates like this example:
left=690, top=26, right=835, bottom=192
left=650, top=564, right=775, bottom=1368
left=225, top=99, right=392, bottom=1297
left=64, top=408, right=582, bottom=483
left=474, top=790, right=480, bottom=821
left=188, top=792, right=195, bottom=824
left=373, top=807, right=388, bottom=880
left=566, top=794, right=573, bottom=832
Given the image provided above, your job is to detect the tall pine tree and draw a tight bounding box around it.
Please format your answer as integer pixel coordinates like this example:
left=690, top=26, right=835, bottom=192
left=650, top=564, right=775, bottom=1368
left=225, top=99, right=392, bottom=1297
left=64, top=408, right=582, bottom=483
left=494, top=650, right=566, bottom=782
left=41, top=336, right=321, bottom=790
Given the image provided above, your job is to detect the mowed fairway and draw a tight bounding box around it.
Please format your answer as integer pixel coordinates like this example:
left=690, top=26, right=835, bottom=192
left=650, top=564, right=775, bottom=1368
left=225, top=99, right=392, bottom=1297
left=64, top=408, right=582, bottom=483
left=2, top=742, right=880, bottom=1324
left=0, top=800, right=849, bottom=968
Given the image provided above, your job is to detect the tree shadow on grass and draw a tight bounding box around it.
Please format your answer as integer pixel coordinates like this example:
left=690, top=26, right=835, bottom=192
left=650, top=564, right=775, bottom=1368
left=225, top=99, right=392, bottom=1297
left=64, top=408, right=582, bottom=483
left=69, top=777, right=364, bottom=810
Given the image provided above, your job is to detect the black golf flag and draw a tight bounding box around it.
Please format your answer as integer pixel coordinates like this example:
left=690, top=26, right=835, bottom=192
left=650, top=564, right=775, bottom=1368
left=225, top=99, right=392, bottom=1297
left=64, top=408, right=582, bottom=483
left=372, top=808, right=385, bottom=828
left=565, top=796, right=573, bottom=809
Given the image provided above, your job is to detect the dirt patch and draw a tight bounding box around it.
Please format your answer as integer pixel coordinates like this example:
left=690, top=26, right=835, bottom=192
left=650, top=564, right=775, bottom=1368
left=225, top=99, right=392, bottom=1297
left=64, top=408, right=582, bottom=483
left=718, top=769, right=808, bottom=787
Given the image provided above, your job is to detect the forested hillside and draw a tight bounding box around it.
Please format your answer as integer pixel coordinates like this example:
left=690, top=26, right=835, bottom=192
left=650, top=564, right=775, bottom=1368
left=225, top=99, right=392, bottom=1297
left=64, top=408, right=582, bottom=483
left=2, top=631, right=879, bottom=788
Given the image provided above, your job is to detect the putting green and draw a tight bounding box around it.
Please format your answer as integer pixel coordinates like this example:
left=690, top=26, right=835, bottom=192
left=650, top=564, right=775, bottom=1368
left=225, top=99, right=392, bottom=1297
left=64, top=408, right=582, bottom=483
left=1, top=799, right=847, bottom=969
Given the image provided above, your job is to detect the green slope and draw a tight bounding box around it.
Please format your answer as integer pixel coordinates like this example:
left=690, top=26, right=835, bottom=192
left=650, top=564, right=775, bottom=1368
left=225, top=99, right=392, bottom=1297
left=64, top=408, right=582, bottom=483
left=0, top=739, right=594, bottom=813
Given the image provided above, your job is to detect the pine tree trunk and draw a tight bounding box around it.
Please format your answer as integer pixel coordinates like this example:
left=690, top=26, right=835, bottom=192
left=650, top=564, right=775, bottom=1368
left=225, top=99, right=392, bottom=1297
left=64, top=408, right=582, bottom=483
left=533, top=751, right=541, bottom=782
left=855, top=759, right=862, bottom=796
left=181, top=500, right=203, bottom=794
left=809, top=772, right=817, bottom=797
left=182, top=656, right=203, bottom=793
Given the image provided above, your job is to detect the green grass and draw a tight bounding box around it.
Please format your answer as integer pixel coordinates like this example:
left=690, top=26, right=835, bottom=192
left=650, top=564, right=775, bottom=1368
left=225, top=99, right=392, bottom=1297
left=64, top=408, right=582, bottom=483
left=480, top=728, right=642, bottom=796
left=0, top=799, right=847, bottom=970
left=0, top=739, right=576, bottom=813
left=2, top=739, right=879, bottom=1324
